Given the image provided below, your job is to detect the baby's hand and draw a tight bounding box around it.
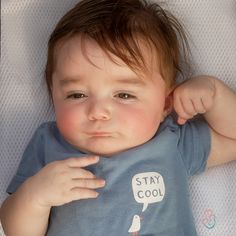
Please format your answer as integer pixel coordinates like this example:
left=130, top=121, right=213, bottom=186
left=26, top=156, right=105, bottom=208
left=173, top=76, right=216, bottom=125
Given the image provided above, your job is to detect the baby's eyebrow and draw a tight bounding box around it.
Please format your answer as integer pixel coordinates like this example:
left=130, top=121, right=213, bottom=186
left=114, top=77, right=146, bottom=87
left=58, top=76, right=146, bottom=87
left=59, top=77, right=82, bottom=87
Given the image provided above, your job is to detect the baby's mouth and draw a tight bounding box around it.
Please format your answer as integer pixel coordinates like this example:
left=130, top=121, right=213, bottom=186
left=85, top=131, right=113, bottom=137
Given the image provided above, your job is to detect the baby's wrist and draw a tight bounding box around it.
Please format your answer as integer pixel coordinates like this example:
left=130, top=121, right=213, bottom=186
left=21, top=177, right=52, bottom=212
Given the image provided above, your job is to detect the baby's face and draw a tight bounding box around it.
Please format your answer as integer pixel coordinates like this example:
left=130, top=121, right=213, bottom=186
left=52, top=36, right=170, bottom=156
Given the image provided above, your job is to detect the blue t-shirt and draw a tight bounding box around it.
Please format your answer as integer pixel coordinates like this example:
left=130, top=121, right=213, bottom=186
left=7, top=115, right=211, bottom=236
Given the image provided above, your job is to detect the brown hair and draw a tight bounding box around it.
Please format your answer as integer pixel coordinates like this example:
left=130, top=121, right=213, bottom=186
left=45, top=0, right=190, bottom=99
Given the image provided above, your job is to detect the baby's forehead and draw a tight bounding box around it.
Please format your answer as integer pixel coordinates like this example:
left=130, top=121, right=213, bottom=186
left=54, top=36, right=125, bottom=71
left=54, top=35, right=160, bottom=77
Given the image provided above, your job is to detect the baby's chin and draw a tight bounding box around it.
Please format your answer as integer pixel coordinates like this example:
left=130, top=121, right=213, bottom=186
left=68, top=135, right=153, bottom=157
left=77, top=140, right=150, bottom=157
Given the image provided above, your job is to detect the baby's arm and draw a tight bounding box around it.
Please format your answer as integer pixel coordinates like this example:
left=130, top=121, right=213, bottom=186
left=173, top=76, right=236, bottom=167
left=0, top=156, right=105, bottom=236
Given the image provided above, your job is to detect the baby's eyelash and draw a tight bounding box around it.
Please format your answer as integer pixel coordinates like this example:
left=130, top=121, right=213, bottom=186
left=65, top=92, right=137, bottom=100
left=115, top=93, right=136, bottom=99
left=66, top=93, right=87, bottom=99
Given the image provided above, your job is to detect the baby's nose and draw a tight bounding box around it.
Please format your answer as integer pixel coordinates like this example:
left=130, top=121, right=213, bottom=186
left=87, top=99, right=112, bottom=121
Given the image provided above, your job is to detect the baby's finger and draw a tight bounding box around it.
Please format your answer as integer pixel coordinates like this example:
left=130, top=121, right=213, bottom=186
left=174, top=95, right=192, bottom=120
left=177, top=117, right=187, bottom=125
left=69, top=168, right=96, bottom=179
left=192, top=98, right=206, bottom=114
left=70, top=188, right=100, bottom=201
left=71, top=178, right=106, bottom=189
left=180, top=97, right=196, bottom=116
left=66, top=156, right=100, bottom=168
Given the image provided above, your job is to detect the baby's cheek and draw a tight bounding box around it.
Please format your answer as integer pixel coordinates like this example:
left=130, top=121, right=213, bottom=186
left=118, top=107, right=159, bottom=136
left=56, top=108, right=79, bottom=135
left=136, top=113, right=160, bottom=135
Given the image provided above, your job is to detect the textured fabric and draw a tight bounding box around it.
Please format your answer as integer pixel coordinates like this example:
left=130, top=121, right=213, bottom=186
left=1, top=0, right=236, bottom=235
left=7, top=116, right=210, bottom=235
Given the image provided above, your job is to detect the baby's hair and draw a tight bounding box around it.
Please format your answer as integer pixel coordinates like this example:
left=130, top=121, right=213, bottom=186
left=45, top=0, right=190, bottom=99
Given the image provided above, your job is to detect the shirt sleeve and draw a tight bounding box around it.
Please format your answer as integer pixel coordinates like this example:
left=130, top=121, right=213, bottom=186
left=177, top=117, right=211, bottom=176
left=6, top=124, right=47, bottom=194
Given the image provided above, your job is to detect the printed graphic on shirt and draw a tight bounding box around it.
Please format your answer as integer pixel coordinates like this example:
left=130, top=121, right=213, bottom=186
left=129, top=172, right=165, bottom=235
left=128, top=214, right=141, bottom=236
left=131, top=172, right=165, bottom=212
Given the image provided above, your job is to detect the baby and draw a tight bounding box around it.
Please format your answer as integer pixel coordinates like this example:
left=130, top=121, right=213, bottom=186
left=1, top=0, right=236, bottom=235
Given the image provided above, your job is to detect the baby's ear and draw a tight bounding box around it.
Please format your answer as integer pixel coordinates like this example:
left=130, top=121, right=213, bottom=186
left=161, top=92, right=173, bottom=121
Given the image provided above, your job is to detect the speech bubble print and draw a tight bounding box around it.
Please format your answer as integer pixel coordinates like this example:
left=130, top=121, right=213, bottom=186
left=132, top=172, right=165, bottom=212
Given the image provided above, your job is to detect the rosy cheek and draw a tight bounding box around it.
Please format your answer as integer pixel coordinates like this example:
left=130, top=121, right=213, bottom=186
left=117, top=106, right=159, bottom=134
left=55, top=106, right=80, bottom=134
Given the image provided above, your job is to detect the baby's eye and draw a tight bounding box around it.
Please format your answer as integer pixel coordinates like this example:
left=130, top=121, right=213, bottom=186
left=115, top=93, right=136, bottom=100
left=66, top=93, right=87, bottom=99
